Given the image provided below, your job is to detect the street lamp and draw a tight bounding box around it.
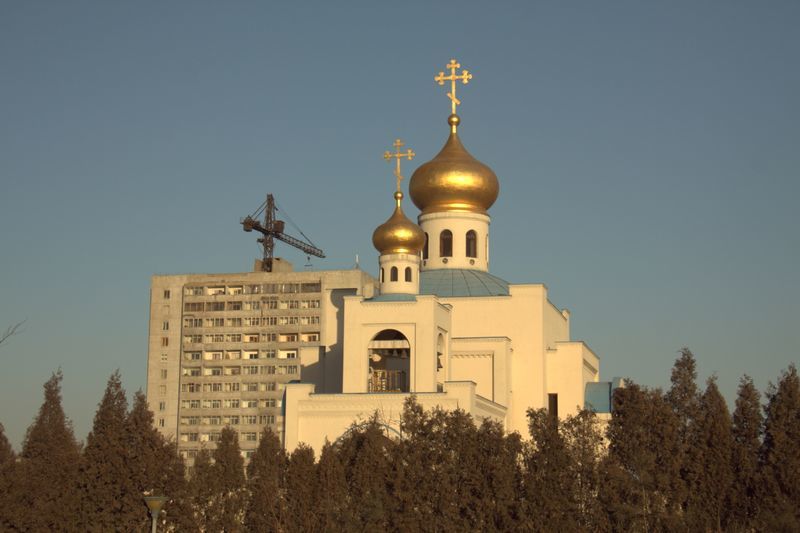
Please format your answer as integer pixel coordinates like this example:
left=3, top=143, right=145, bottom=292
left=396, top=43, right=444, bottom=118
left=143, top=495, right=168, bottom=533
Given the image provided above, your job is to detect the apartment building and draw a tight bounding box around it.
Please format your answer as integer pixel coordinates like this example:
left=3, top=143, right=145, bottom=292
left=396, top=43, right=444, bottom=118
left=146, top=261, right=375, bottom=464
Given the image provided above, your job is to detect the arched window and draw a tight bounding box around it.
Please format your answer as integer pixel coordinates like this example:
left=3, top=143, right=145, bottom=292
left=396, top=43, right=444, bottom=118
left=390, top=266, right=398, bottom=281
left=440, top=230, right=453, bottom=257
left=466, top=230, right=477, bottom=258
left=404, top=267, right=412, bottom=282
left=380, top=268, right=384, bottom=282
left=423, top=233, right=429, bottom=259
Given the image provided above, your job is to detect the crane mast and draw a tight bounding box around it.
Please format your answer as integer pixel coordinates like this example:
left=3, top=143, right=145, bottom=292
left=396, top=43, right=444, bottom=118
left=241, top=194, right=325, bottom=272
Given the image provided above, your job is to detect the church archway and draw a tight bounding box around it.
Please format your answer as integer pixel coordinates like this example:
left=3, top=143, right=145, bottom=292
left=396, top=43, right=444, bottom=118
left=368, top=329, right=410, bottom=392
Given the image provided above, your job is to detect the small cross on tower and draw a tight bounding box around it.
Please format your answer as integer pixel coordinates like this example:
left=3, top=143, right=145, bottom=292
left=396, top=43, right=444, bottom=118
left=383, top=138, right=415, bottom=193
left=435, top=58, right=473, bottom=115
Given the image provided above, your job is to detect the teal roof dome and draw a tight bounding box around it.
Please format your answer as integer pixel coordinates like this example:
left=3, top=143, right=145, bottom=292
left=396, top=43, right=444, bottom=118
left=419, top=269, right=509, bottom=297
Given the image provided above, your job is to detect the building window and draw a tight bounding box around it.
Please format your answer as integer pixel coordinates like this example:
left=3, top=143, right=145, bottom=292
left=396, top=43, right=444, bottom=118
left=466, top=230, right=477, bottom=258
left=160, top=353, right=168, bottom=362
left=158, top=418, right=165, bottom=427
left=160, top=369, right=167, bottom=379
left=380, top=268, right=384, bottom=283
left=440, top=230, right=452, bottom=257
left=404, top=267, right=412, bottom=282
left=161, top=337, right=169, bottom=347
left=158, top=385, right=167, bottom=395
left=162, top=321, right=169, bottom=331
left=423, top=233, right=429, bottom=259
left=548, top=393, right=559, bottom=418
left=390, top=266, right=398, bottom=282
left=163, top=290, right=170, bottom=299
left=158, top=401, right=166, bottom=411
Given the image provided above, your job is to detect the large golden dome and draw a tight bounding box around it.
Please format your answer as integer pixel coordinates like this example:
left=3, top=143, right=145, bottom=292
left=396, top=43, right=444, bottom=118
left=372, top=191, right=426, bottom=255
left=409, top=115, right=499, bottom=215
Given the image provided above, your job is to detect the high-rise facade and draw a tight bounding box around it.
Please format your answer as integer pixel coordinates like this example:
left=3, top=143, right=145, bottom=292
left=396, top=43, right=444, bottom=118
left=146, top=263, right=375, bottom=464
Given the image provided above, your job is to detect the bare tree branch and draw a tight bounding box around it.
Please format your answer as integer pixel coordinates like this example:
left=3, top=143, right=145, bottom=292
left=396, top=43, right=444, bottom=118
left=0, top=320, right=25, bottom=347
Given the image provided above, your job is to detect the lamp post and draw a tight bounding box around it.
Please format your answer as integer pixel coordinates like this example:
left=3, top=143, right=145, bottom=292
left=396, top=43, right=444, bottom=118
left=143, top=495, right=168, bottom=533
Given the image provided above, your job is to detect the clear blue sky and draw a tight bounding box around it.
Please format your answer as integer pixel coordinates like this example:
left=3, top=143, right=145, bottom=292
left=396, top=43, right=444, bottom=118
left=1, top=1, right=798, bottom=448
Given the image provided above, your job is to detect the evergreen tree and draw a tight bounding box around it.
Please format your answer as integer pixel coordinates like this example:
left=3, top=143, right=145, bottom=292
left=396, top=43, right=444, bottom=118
left=284, top=443, right=317, bottom=532
left=126, top=390, right=194, bottom=531
left=0, top=422, right=13, bottom=465
left=393, top=400, right=461, bottom=531
left=522, top=408, right=579, bottom=532
left=684, top=377, right=734, bottom=531
left=604, top=382, right=682, bottom=531
left=79, top=371, right=141, bottom=531
left=208, top=426, right=246, bottom=532
left=0, top=422, right=16, bottom=530
left=189, top=447, right=216, bottom=530
left=10, top=370, right=81, bottom=531
left=244, top=427, right=286, bottom=532
left=562, top=409, right=609, bottom=531
left=759, top=364, right=800, bottom=529
left=727, top=375, right=762, bottom=531
left=337, top=416, right=395, bottom=531
left=314, top=440, right=348, bottom=531
left=474, top=417, right=523, bottom=531
left=665, top=347, right=701, bottom=515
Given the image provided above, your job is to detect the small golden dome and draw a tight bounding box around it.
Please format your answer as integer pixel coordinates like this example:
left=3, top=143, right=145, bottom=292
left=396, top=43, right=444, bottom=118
left=372, top=191, right=426, bottom=255
left=409, top=115, right=499, bottom=215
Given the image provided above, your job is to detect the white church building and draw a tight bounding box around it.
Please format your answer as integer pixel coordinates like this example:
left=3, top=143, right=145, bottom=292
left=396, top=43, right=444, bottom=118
left=282, top=60, right=611, bottom=453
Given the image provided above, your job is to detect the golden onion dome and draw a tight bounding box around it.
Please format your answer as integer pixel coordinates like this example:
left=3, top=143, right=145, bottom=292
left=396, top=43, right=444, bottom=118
left=372, top=191, right=426, bottom=255
left=409, top=114, right=499, bottom=215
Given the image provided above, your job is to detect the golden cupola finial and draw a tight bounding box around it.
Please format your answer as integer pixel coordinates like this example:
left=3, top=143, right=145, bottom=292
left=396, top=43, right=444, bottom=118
left=372, top=139, right=426, bottom=255
left=409, top=59, right=499, bottom=215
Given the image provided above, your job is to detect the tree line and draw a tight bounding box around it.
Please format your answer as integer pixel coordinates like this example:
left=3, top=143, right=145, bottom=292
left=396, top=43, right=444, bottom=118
left=0, top=350, right=798, bottom=532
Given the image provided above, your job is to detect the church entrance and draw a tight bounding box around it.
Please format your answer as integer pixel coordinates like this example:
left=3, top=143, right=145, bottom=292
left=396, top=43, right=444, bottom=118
left=367, top=329, right=410, bottom=393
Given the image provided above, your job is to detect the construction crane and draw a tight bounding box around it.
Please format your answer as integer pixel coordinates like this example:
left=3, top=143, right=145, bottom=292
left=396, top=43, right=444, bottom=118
left=241, top=194, right=325, bottom=272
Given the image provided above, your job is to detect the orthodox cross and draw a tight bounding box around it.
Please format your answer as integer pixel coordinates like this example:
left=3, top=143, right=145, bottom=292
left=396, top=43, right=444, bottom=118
left=435, top=58, right=473, bottom=115
left=384, top=138, right=415, bottom=193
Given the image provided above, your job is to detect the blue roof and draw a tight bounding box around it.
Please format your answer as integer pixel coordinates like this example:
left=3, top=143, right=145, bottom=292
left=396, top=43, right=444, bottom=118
left=367, top=293, right=417, bottom=302
left=419, top=269, right=510, bottom=297
left=585, top=378, right=625, bottom=413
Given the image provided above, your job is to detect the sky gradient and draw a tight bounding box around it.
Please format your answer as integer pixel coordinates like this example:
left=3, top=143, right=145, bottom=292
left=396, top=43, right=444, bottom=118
left=1, top=1, right=798, bottom=448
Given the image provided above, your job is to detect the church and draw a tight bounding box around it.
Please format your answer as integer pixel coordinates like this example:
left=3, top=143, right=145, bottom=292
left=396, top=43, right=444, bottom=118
left=146, top=59, right=616, bottom=460
left=282, top=59, right=613, bottom=453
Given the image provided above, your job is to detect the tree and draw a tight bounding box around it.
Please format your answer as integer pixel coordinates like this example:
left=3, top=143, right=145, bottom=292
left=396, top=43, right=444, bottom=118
left=284, top=444, right=316, bottom=532
left=522, top=408, right=578, bottom=532
left=727, top=375, right=762, bottom=531
left=314, top=440, right=348, bottom=531
left=562, top=409, right=608, bottom=531
left=603, top=382, right=682, bottom=531
left=9, top=370, right=81, bottom=531
left=189, top=447, right=216, bottom=530
left=337, top=416, right=395, bottom=531
left=208, top=426, right=246, bottom=532
left=79, top=371, right=141, bottom=531
left=684, top=377, right=734, bottom=531
left=0, top=422, right=13, bottom=466
left=665, top=348, right=701, bottom=516
left=244, top=427, right=286, bottom=532
left=126, top=390, right=194, bottom=531
left=474, top=417, right=523, bottom=531
left=759, top=364, right=800, bottom=529
left=393, top=400, right=459, bottom=531
left=0, top=422, right=17, bottom=530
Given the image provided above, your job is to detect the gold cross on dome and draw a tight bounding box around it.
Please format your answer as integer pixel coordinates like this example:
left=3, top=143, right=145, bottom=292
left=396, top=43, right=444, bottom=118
left=435, top=58, right=473, bottom=115
left=383, top=138, right=415, bottom=193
